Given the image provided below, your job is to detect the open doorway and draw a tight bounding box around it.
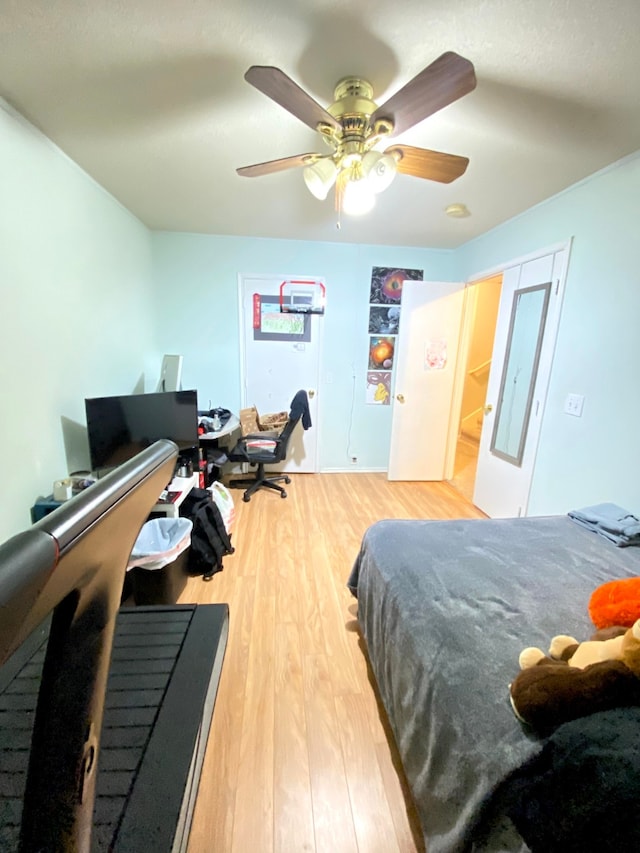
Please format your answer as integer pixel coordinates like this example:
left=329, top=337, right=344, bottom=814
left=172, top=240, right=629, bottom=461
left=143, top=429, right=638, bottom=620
left=448, top=274, right=502, bottom=502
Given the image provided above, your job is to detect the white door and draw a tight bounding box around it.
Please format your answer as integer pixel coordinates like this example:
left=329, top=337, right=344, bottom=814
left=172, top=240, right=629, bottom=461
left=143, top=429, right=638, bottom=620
left=473, top=245, right=570, bottom=517
left=239, top=274, right=322, bottom=473
left=388, top=281, right=465, bottom=480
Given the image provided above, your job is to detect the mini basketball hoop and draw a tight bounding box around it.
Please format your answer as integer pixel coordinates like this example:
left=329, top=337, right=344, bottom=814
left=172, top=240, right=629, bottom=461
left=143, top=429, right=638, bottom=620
left=279, top=280, right=326, bottom=315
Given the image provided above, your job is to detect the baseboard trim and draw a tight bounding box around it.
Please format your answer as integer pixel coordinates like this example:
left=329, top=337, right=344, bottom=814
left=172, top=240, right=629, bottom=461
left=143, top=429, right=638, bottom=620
left=319, top=467, right=387, bottom=474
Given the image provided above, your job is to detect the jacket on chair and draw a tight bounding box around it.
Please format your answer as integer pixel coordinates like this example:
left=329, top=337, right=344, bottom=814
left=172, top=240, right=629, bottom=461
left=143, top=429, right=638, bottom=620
left=290, top=390, right=312, bottom=430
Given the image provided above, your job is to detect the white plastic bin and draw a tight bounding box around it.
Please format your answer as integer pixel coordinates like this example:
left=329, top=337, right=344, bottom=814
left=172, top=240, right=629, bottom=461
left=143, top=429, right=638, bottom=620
left=127, top=517, right=193, bottom=605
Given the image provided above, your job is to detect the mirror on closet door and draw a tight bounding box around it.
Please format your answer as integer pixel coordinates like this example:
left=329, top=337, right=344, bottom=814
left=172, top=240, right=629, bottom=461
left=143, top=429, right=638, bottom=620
left=490, top=282, right=551, bottom=466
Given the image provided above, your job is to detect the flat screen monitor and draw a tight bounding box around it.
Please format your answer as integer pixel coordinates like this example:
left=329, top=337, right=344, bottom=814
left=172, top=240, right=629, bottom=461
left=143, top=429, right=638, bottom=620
left=85, top=390, right=198, bottom=472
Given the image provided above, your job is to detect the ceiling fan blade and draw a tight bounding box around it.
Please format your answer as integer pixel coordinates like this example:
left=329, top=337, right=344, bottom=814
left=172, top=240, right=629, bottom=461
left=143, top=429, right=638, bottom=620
left=385, top=145, right=469, bottom=183
left=237, top=153, right=320, bottom=178
left=371, top=52, right=476, bottom=136
left=245, top=66, right=342, bottom=133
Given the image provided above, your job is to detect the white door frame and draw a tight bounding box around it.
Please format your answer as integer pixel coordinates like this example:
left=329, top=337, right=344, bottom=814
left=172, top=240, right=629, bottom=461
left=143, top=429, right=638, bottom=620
left=449, top=239, right=572, bottom=515
left=237, top=273, right=324, bottom=473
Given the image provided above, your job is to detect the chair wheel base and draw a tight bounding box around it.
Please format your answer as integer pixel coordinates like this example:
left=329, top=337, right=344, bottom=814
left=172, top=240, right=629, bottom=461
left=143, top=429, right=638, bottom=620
left=229, top=464, right=293, bottom=502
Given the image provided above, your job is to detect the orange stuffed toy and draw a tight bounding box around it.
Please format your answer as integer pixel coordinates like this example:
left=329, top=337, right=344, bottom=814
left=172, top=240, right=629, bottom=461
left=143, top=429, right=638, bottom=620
left=589, top=577, right=640, bottom=629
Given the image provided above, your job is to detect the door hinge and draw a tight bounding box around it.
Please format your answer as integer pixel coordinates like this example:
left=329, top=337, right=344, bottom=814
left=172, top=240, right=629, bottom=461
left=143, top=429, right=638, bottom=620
left=555, top=279, right=560, bottom=295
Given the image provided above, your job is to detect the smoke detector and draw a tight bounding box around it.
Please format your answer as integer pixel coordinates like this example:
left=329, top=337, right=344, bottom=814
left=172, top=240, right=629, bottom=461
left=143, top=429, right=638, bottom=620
left=445, top=203, right=470, bottom=218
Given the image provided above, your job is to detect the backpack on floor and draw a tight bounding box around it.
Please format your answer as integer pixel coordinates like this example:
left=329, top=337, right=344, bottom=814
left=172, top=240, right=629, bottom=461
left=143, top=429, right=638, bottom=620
left=180, top=488, right=235, bottom=580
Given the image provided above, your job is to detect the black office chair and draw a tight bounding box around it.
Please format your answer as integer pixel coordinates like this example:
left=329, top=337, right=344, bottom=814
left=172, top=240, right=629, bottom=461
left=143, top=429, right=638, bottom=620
left=228, top=390, right=311, bottom=502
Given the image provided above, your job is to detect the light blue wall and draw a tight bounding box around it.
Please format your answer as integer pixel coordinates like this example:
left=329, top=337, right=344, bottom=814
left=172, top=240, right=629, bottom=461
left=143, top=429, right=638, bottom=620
left=455, top=152, right=640, bottom=514
left=3, top=91, right=638, bottom=543
left=0, top=101, right=156, bottom=542
left=152, top=153, right=640, bottom=511
left=151, top=234, right=455, bottom=470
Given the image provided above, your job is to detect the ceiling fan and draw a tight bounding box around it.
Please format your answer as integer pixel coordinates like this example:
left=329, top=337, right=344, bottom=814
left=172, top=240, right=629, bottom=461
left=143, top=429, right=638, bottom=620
left=237, top=51, right=477, bottom=216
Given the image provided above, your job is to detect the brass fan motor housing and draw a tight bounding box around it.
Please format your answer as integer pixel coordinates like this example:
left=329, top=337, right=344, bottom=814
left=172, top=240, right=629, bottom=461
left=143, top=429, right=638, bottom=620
left=329, top=77, right=375, bottom=114
left=324, top=77, right=393, bottom=161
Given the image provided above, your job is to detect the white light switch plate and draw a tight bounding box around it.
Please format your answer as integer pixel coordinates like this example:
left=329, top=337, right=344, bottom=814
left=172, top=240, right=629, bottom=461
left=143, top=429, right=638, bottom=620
left=564, top=393, right=585, bottom=417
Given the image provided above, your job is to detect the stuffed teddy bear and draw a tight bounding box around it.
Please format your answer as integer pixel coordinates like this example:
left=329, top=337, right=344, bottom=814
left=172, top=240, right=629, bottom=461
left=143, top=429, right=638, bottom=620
left=518, top=624, right=630, bottom=670
left=509, top=620, right=640, bottom=731
left=589, top=577, right=640, bottom=630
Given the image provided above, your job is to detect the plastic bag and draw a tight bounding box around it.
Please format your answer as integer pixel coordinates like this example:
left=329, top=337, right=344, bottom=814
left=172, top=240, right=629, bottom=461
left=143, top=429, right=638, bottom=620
left=207, top=481, right=235, bottom=533
left=127, top=517, right=193, bottom=571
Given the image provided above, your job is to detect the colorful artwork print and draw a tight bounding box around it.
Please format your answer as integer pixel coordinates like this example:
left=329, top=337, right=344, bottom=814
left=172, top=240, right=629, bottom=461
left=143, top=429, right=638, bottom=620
left=368, top=305, right=400, bottom=335
left=260, top=301, right=304, bottom=335
left=425, top=338, right=447, bottom=370
left=368, top=336, right=395, bottom=370
left=253, top=296, right=311, bottom=342
left=369, top=266, right=423, bottom=305
left=366, top=371, right=392, bottom=405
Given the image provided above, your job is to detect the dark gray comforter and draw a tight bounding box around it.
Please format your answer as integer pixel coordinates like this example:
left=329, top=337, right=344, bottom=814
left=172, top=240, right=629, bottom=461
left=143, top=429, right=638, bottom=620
left=347, top=516, right=640, bottom=852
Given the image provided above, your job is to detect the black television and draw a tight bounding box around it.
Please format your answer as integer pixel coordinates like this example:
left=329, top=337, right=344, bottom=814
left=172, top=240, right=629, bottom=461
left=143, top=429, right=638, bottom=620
left=85, top=390, right=198, bottom=472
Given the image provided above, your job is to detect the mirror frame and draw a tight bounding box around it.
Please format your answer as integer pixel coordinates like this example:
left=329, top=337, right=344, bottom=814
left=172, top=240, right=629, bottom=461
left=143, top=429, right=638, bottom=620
left=490, top=281, right=552, bottom=467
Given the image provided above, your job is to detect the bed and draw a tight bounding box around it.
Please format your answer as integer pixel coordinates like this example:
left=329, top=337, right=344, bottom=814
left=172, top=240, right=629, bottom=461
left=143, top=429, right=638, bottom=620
left=347, top=515, right=640, bottom=852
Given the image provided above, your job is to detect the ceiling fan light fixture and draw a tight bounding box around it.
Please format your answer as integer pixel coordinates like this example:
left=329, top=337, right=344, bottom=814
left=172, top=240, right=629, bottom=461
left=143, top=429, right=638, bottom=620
left=240, top=53, right=477, bottom=215
left=361, top=150, right=397, bottom=193
left=303, top=158, right=338, bottom=200
left=342, top=169, right=376, bottom=216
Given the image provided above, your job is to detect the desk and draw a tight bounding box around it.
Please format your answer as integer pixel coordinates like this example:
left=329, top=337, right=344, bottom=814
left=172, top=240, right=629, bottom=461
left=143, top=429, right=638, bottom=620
left=198, top=414, right=241, bottom=486
left=33, top=473, right=200, bottom=525
left=198, top=413, right=240, bottom=441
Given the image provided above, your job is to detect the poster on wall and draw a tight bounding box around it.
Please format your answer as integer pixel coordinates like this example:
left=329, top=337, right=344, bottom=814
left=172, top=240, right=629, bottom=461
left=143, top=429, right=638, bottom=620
left=365, top=266, right=424, bottom=404
left=368, top=304, right=401, bottom=335
left=252, top=294, right=311, bottom=342
left=368, top=336, right=395, bottom=371
left=369, top=266, right=423, bottom=304
left=425, top=338, right=448, bottom=370
left=366, top=371, right=392, bottom=405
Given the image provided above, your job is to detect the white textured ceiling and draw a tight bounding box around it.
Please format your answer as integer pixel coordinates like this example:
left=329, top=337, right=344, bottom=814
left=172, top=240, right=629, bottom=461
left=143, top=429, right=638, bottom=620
left=1, top=0, right=639, bottom=248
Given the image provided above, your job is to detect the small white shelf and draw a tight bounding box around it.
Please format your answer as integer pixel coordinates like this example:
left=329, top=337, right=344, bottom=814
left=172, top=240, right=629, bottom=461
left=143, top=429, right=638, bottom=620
left=151, top=473, right=199, bottom=518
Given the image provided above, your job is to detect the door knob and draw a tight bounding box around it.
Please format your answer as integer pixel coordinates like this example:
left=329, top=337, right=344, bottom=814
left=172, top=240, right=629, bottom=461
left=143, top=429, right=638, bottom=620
left=396, top=393, right=405, bottom=404
left=483, top=403, right=493, bottom=414
left=308, top=389, right=315, bottom=399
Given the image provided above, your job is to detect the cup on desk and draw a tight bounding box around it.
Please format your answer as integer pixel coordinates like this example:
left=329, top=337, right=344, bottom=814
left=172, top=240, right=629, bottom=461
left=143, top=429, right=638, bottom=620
left=53, top=479, right=73, bottom=501
left=177, top=460, right=193, bottom=478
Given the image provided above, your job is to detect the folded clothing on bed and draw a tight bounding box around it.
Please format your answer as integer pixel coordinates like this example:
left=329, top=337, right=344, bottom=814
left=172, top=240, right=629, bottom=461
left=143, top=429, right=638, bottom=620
left=568, top=503, right=640, bottom=547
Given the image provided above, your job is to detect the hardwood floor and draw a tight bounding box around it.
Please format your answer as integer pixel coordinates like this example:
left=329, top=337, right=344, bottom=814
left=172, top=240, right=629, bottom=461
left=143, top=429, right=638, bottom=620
left=183, top=473, right=484, bottom=853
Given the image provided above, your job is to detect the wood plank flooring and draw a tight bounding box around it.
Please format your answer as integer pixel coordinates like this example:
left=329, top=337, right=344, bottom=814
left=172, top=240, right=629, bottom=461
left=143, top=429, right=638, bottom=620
left=183, top=473, right=484, bottom=853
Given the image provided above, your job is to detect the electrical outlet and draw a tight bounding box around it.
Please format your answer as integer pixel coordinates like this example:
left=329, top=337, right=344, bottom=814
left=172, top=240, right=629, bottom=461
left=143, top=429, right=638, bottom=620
left=564, top=393, right=585, bottom=417
left=351, top=456, right=358, bottom=464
